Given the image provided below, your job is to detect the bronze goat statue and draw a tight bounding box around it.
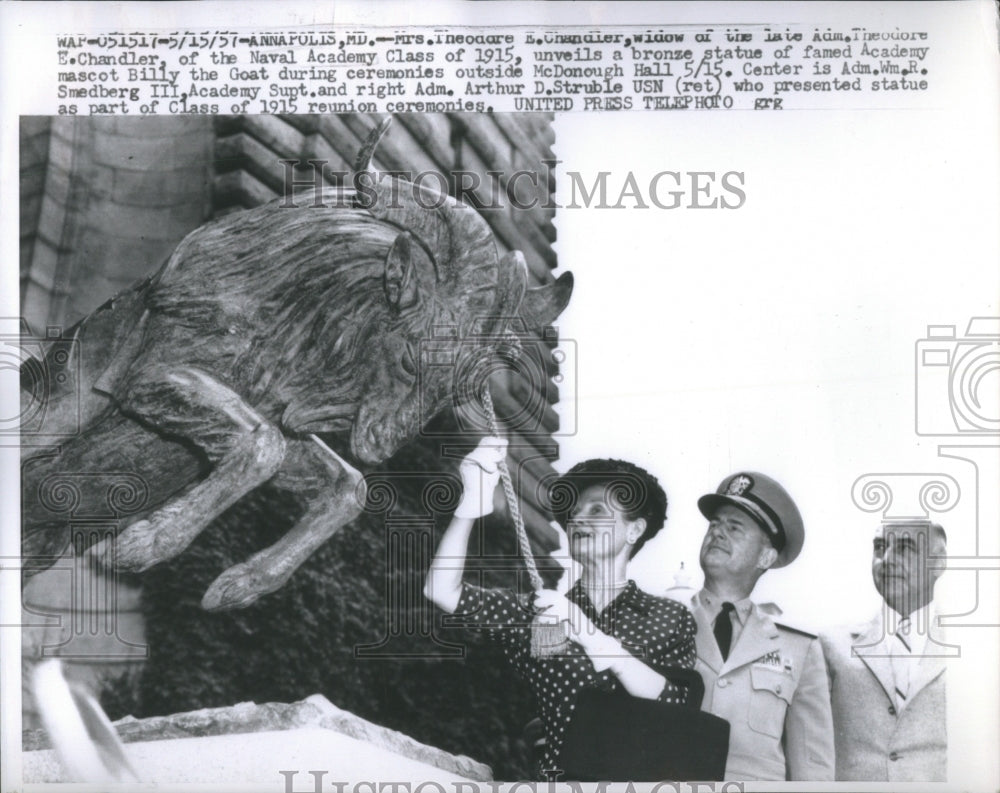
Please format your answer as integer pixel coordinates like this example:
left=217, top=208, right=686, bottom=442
left=21, top=118, right=572, bottom=610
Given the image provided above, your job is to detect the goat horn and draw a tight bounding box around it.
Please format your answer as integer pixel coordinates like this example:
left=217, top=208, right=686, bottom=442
left=353, top=116, right=393, bottom=175
left=519, top=271, right=574, bottom=330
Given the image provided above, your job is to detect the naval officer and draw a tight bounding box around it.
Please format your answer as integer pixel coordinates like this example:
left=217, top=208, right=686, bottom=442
left=689, top=471, right=835, bottom=781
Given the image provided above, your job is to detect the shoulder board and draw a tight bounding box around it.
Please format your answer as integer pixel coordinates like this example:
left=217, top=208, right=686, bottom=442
left=757, top=601, right=783, bottom=617
left=775, top=622, right=817, bottom=640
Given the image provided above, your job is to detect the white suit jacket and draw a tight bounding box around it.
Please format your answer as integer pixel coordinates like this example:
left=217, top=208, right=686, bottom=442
left=820, top=608, right=948, bottom=782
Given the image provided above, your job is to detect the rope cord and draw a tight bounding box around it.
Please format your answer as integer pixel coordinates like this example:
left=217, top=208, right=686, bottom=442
left=481, top=382, right=568, bottom=656
left=480, top=385, right=544, bottom=592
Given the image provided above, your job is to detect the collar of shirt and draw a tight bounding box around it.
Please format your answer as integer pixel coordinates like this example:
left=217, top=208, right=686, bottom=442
left=884, top=600, right=935, bottom=657
left=694, top=588, right=754, bottom=627
left=568, top=578, right=638, bottom=623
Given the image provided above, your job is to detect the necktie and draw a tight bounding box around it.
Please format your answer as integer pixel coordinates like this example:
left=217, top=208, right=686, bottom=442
left=714, top=602, right=736, bottom=661
left=892, top=616, right=912, bottom=707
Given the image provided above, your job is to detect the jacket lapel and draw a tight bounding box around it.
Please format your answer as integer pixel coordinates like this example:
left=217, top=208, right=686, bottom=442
left=908, top=612, right=948, bottom=700
left=851, top=614, right=896, bottom=704
left=721, top=606, right=779, bottom=673
left=908, top=652, right=946, bottom=701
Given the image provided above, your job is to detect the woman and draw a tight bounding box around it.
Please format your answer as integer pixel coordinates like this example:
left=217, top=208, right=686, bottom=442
left=424, top=437, right=697, bottom=779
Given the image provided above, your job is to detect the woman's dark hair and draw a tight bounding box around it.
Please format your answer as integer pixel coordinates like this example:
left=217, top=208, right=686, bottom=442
left=549, top=458, right=668, bottom=559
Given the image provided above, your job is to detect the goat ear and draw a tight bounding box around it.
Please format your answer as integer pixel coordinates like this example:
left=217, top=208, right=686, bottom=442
left=384, top=232, right=420, bottom=310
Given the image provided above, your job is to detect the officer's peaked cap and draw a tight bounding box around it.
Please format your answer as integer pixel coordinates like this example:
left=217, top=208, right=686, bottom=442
left=698, top=471, right=804, bottom=568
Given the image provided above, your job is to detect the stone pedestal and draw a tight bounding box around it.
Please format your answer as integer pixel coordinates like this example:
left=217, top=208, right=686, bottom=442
left=23, top=694, right=492, bottom=784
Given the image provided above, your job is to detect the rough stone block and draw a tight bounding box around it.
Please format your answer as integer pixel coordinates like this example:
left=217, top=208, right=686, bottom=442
left=24, top=695, right=493, bottom=783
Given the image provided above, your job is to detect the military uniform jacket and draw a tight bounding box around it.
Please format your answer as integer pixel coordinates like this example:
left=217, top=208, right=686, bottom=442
left=690, top=593, right=835, bottom=781
left=820, top=611, right=947, bottom=782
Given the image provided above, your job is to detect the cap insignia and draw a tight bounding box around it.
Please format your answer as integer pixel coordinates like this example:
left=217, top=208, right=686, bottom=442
left=727, top=474, right=753, bottom=496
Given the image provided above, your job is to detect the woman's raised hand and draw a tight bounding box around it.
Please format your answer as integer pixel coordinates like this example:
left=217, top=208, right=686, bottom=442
left=454, top=436, right=508, bottom=519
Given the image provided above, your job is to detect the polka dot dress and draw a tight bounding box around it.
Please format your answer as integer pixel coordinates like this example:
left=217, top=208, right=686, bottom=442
left=454, top=579, right=697, bottom=778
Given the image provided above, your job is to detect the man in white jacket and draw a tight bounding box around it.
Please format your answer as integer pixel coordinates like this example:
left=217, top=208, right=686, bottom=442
left=820, top=520, right=948, bottom=782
